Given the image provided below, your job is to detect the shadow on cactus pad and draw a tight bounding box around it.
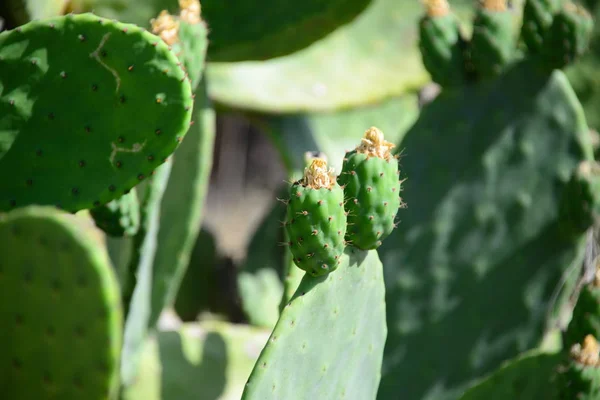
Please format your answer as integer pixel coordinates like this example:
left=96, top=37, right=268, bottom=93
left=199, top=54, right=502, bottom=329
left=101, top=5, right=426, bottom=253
left=376, top=60, right=595, bottom=400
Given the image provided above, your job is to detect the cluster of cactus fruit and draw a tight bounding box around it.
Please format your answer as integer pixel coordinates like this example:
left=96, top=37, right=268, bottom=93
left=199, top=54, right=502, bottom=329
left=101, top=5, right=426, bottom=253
left=282, top=127, right=403, bottom=276
left=419, top=0, right=594, bottom=86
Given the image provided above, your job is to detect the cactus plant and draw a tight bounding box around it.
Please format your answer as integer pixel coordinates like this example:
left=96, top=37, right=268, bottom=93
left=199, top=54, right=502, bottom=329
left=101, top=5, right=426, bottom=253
left=556, top=334, right=600, bottom=399
left=90, top=188, right=140, bottom=237
left=339, top=127, right=403, bottom=250
left=242, top=247, right=387, bottom=400
left=0, top=205, right=122, bottom=399
left=283, top=158, right=347, bottom=277
left=0, top=13, right=193, bottom=212
left=521, top=0, right=562, bottom=54
left=418, top=0, right=468, bottom=87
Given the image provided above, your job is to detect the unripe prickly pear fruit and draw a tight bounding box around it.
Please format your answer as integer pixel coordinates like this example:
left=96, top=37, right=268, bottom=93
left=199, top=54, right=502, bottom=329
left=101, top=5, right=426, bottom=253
left=89, top=188, right=140, bottom=237
left=558, top=161, right=600, bottom=238
left=418, top=0, right=467, bottom=87
left=284, top=158, right=347, bottom=277
left=338, top=127, right=403, bottom=250
left=520, top=0, right=562, bottom=54
left=470, top=0, right=516, bottom=78
left=556, top=335, right=600, bottom=400
left=543, top=2, right=594, bottom=69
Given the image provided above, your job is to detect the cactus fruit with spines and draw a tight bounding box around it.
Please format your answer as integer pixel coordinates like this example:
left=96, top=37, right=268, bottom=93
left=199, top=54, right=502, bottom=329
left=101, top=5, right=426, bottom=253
left=151, top=0, right=208, bottom=90
left=89, top=188, right=140, bottom=237
left=470, top=0, right=516, bottom=78
left=283, top=158, right=347, bottom=277
left=338, top=127, right=403, bottom=250
left=543, top=2, right=594, bottom=69
left=0, top=205, right=122, bottom=399
left=418, top=0, right=468, bottom=87
left=0, top=13, right=193, bottom=212
left=521, top=0, right=562, bottom=53
left=559, top=161, right=600, bottom=238
left=556, top=335, right=600, bottom=399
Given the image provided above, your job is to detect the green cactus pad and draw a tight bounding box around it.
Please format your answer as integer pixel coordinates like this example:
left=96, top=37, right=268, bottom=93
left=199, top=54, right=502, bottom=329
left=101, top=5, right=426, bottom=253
left=0, top=13, right=193, bottom=212
left=67, top=0, right=371, bottom=62
left=521, top=0, right=562, bottom=54
left=242, top=248, right=386, bottom=400
left=459, top=349, right=562, bottom=400
left=148, top=80, right=215, bottom=330
left=0, top=205, right=122, bottom=399
left=206, top=0, right=475, bottom=112
left=122, top=320, right=271, bottom=400
left=89, top=188, right=140, bottom=237
left=418, top=2, right=467, bottom=87
left=543, top=2, right=594, bottom=69
left=284, top=159, right=347, bottom=277
left=339, top=127, right=402, bottom=250
left=376, top=61, right=594, bottom=400
left=470, top=2, right=516, bottom=78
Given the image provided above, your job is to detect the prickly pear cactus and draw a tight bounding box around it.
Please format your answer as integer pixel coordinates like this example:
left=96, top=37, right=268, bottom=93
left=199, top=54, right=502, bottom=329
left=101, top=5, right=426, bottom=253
left=90, top=188, right=140, bottom=237
left=376, top=60, right=595, bottom=400
left=0, top=205, right=122, bottom=399
left=543, top=2, right=594, bottom=69
left=521, top=0, right=562, bottom=54
left=470, top=0, right=516, bottom=78
left=242, top=248, right=387, bottom=400
left=284, top=158, right=347, bottom=277
left=564, top=263, right=600, bottom=349
left=150, top=0, right=208, bottom=90
left=556, top=335, right=600, bottom=400
left=0, top=13, right=193, bottom=212
left=339, top=127, right=403, bottom=250
left=418, top=0, right=468, bottom=87
left=558, top=161, right=600, bottom=239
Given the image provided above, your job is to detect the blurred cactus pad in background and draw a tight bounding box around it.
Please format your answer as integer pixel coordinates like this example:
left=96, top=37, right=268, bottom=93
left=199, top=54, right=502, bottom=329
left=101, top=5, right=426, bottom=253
left=4, top=0, right=600, bottom=399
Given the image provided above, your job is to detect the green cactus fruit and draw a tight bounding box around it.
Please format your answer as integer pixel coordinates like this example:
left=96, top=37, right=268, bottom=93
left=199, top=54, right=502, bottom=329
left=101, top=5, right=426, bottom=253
left=521, top=0, right=562, bottom=54
left=470, top=0, right=516, bottom=78
left=559, top=161, right=600, bottom=238
left=565, top=279, right=600, bottom=350
left=418, top=0, right=467, bottom=87
left=89, top=188, right=140, bottom=237
left=557, top=335, right=600, bottom=400
left=543, top=2, right=594, bottom=69
left=0, top=205, right=122, bottom=399
left=0, top=13, right=193, bottom=212
left=338, top=127, right=403, bottom=250
left=150, top=1, right=208, bottom=90
left=242, top=248, right=387, bottom=400
left=284, top=158, right=347, bottom=277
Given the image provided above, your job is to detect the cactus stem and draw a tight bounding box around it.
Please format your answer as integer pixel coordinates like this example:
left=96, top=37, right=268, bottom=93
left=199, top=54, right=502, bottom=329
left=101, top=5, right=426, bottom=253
left=422, top=0, right=450, bottom=17
left=356, top=127, right=396, bottom=161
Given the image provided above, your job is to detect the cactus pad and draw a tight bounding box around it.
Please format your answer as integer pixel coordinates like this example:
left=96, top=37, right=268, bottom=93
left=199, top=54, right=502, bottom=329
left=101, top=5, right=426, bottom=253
left=376, top=61, right=594, bottom=399
left=0, top=205, right=122, bottom=399
left=470, top=0, right=516, bottom=78
left=339, top=127, right=402, bottom=250
left=242, top=248, right=387, bottom=400
left=284, top=158, right=347, bottom=277
left=564, top=268, right=600, bottom=350
left=90, top=188, right=140, bottom=237
left=0, top=13, right=193, bottom=212
left=521, top=0, right=562, bottom=54
left=559, top=161, right=600, bottom=238
left=418, top=0, right=467, bottom=87
left=543, top=2, right=594, bottom=69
